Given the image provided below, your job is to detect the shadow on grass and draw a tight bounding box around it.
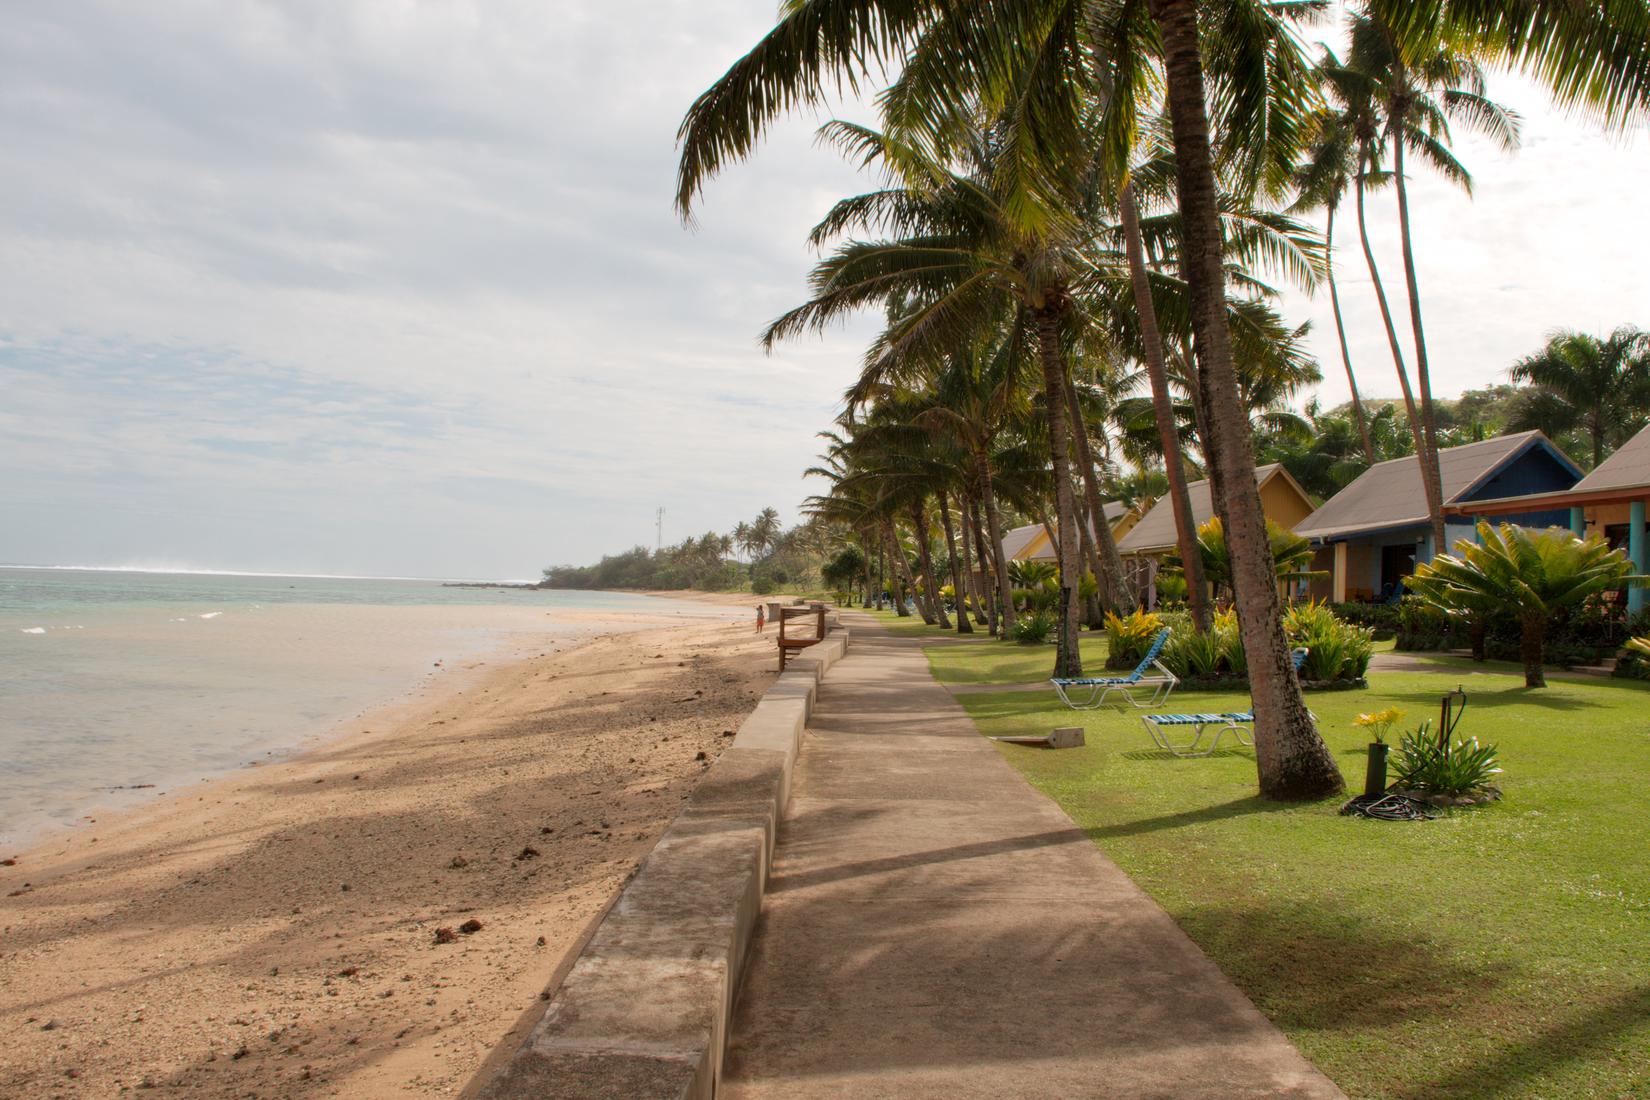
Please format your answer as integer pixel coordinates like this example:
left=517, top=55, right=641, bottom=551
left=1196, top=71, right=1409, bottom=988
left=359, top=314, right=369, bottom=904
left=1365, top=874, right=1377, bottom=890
left=1082, top=796, right=1287, bottom=840
left=1177, top=901, right=1507, bottom=1035
left=1404, top=984, right=1650, bottom=1100
left=1117, top=749, right=1252, bottom=761
left=1379, top=686, right=1603, bottom=713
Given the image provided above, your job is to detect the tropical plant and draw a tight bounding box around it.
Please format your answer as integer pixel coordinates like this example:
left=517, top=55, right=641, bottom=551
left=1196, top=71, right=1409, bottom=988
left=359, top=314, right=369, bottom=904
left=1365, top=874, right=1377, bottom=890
left=1390, top=722, right=1502, bottom=798
left=1164, top=516, right=1325, bottom=596
left=1103, top=609, right=1164, bottom=667
left=1012, top=609, right=1057, bottom=646
left=1408, top=522, right=1647, bottom=687
left=1009, top=559, right=1059, bottom=588
left=1353, top=706, right=1404, bottom=745
left=1509, top=326, right=1650, bottom=467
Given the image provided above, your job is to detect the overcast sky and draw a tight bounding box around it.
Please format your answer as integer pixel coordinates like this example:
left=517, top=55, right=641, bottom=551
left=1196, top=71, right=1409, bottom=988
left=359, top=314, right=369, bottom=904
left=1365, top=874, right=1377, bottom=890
left=2, top=2, right=1644, bottom=579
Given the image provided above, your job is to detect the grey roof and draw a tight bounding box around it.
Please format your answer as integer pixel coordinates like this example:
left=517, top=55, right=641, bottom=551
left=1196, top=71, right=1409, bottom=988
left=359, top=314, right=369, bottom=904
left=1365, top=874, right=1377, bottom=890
left=1573, top=424, right=1650, bottom=493
left=999, top=523, right=1044, bottom=560
left=1294, top=430, right=1573, bottom=541
left=1118, top=465, right=1287, bottom=555
left=1001, top=502, right=1133, bottom=561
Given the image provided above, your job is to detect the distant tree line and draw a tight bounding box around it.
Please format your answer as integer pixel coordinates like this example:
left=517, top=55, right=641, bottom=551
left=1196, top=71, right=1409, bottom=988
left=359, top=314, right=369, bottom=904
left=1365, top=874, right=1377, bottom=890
left=541, top=507, right=828, bottom=593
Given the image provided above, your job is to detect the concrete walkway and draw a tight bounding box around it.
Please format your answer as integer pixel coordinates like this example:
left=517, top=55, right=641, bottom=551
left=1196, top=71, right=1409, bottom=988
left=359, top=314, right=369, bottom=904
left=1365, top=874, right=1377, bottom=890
left=722, top=616, right=1343, bottom=1099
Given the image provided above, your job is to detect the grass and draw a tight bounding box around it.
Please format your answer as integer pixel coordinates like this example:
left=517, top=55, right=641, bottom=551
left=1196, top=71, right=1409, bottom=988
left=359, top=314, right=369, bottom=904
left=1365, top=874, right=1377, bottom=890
left=853, top=605, right=1118, bottom=668
left=950, top=656, right=1650, bottom=1099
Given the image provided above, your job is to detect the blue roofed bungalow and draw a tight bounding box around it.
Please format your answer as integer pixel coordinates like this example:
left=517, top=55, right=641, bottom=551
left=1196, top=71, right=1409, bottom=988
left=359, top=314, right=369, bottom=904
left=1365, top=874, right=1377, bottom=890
left=1294, top=430, right=1583, bottom=603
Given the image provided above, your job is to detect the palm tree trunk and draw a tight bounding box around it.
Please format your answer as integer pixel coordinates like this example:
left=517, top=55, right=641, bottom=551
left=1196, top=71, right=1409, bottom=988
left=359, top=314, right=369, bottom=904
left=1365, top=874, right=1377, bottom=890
left=1120, top=182, right=1212, bottom=629
left=958, top=495, right=989, bottom=625
left=937, top=490, right=973, bottom=634
left=1391, top=131, right=1448, bottom=553
left=1520, top=611, right=1546, bottom=688
left=1356, top=156, right=1446, bottom=553
left=1033, top=308, right=1084, bottom=677
left=909, top=501, right=951, bottom=630
left=1150, top=0, right=1342, bottom=800
left=884, top=521, right=915, bottom=618
left=1061, top=368, right=1132, bottom=613
left=1326, top=200, right=1375, bottom=463
left=958, top=491, right=988, bottom=625
left=978, top=459, right=1016, bottom=637
left=974, top=483, right=1012, bottom=637
left=1075, top=494, right=1106, bottom=628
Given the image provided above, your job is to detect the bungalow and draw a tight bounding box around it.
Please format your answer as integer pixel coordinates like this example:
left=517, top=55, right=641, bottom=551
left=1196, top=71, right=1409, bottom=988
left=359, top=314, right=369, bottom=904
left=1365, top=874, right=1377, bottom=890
left=999, top=501, right=1140, bottom=563
left=1444, top=422, right=1650, bottom=614
left=1117, top=464, right=1317, bottom=605
left=1294, top=430, right=1583, bottom=603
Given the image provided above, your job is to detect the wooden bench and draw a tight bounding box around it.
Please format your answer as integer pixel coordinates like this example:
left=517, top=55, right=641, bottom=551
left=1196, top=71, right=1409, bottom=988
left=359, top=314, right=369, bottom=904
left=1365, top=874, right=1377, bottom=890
left=777, top=604, right=828, bottom=670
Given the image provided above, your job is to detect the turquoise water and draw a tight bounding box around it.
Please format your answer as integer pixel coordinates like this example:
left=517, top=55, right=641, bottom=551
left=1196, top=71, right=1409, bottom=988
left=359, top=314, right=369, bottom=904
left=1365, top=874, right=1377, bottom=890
left=0, top=568, right=731, bottom=848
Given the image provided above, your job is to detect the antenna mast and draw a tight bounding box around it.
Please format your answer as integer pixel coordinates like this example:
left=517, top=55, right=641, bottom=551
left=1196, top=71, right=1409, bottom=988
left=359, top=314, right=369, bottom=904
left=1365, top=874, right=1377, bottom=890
left=655, top=507, right=665, bottom=553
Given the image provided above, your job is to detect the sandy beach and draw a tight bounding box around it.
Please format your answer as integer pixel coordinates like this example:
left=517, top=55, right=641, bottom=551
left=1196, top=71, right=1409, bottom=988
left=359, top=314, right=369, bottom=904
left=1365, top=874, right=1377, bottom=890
left=0, top=592, right=775, bottom=1097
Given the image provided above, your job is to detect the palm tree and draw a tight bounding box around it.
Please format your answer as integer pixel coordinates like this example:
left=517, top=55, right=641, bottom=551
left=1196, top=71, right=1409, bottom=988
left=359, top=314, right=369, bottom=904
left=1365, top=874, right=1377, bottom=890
left=1349, top=12, right=1522, bottom=552
left=1509, top=327, right=1650, bottom=468
left=1292, top=104, right=1375, bottom=462
left=673, top=0, right=1341, bottom=796
left=1147, top=0, right=1343, bottom=799
left=764, top=123, right=1130, bottom=674
left=1409, top=523, right=1646, bottom=688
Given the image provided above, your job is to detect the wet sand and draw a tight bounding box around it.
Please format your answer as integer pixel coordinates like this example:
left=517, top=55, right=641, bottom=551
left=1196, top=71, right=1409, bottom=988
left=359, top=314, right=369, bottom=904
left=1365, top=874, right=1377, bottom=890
left=0, top=594, right=775, bottom=1097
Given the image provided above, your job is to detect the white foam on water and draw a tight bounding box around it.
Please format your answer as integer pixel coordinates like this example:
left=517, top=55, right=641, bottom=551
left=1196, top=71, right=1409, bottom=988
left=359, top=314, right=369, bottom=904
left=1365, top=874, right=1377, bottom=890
left=19, top=627, right=46, bottom=635
left=199, top=611, right=223, bottom=620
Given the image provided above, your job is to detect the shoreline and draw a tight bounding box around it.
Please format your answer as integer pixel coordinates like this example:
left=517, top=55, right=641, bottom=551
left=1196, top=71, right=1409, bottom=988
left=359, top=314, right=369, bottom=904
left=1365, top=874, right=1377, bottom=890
left=0, top=592, right=774, bottom=1097
left=1, top=593, right=746, bottom=855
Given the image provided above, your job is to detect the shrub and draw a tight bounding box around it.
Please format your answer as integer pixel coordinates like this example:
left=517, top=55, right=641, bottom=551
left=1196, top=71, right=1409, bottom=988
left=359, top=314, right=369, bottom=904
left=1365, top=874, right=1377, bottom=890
left=1164, top=628, right=1224, bottom=678
left=751, top=575, right=776, bottom=595
left=1616, top=636, right=1650, bottom=681
left=1012, top=609, right=1055, bottom=645
left=1103, top=609, right=1164, bottom=667
left=1390, top=722, right=1502, bottom=797
left=1154, top=571, right=1188, bottom=601
left=1285, top=600, right=1374, bottom=681
left=1026, top=577, right=1060, bottom=612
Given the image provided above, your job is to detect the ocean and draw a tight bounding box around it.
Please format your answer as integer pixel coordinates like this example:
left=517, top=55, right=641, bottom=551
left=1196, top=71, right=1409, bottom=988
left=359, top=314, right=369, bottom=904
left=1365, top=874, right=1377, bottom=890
left=0, top=567, right=735, bottom=849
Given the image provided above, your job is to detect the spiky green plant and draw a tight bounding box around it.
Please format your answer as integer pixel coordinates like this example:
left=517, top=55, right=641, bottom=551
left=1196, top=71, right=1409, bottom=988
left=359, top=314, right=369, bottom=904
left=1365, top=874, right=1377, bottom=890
left=1408, top=523, right=1647, bottom=687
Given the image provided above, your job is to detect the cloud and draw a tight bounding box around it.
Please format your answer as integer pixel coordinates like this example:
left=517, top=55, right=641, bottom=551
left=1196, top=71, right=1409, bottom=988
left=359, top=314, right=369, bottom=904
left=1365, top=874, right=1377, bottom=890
left=2, top=5, right=1643, bottom=577
left=1, top=1, right=881, bottom=576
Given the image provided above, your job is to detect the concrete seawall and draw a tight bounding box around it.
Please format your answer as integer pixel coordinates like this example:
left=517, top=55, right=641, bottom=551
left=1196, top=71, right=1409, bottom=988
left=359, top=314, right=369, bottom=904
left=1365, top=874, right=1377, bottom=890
left=475, top=626, right=850, bottom=1100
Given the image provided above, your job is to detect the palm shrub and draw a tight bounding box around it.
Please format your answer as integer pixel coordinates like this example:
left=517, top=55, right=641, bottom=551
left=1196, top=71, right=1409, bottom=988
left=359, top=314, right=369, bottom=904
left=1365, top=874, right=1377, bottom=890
left=1008, top=559, right=1057, bottom=588
left=1163, top=517, right=1325, bottom=596
left=1408, top=523, right=1646, bottom=687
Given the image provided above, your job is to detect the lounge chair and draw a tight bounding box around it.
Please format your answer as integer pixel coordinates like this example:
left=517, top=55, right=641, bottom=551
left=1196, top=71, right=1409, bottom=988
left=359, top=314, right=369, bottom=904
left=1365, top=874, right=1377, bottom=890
left=1139, top=648, right=1311, bottom=758
left=1051, top=629, right=1176, bottom=710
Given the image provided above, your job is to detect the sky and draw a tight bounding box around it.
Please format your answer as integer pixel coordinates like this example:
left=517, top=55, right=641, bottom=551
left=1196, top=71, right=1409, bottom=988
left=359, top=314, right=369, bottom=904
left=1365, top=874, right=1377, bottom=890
left=2, top=2, right=1645, bottom=579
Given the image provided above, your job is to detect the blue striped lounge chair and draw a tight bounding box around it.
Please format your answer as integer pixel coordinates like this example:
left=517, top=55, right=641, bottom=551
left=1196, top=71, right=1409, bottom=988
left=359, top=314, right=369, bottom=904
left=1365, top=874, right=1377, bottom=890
left=1050, top=628, right=1176, bottom=710
left=1140, top=648, right=1312, bottom=758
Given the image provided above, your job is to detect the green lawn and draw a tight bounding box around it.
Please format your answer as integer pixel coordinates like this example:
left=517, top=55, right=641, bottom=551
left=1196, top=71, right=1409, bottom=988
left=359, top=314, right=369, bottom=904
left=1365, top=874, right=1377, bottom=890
left=952, top=658, right=1650, bottom=1099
